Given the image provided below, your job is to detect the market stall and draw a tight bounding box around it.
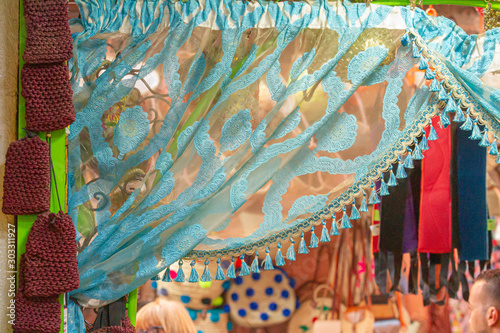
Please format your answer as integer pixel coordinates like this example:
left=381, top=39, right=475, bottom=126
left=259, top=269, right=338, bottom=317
left=5, top=0, right=500, bottom=332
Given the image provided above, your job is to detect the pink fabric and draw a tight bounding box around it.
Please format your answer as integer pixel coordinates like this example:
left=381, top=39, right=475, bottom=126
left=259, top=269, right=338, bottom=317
left=418, top=118, right=451, bottom=253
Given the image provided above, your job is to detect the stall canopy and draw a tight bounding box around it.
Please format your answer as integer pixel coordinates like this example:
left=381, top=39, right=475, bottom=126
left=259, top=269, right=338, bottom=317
left=67, top=0, right=500, bottom=330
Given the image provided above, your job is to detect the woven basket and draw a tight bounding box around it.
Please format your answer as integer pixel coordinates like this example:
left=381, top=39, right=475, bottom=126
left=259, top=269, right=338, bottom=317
left=157, top=261, right=227, bottom=310
left=225, top=269, right=297, bottom=328
left=288, top=284, right=334, bottom=333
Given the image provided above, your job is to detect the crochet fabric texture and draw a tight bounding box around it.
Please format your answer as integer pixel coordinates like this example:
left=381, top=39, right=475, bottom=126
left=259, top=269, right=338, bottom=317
left=24, top=212, right=79, bottom=298
left=23, top=0, right=73, bottom=64
left=21, top=63, right=75, bottom=132
left=2, top=136, right=50, bottom=215
left=14, top=255, right=61, bottom=333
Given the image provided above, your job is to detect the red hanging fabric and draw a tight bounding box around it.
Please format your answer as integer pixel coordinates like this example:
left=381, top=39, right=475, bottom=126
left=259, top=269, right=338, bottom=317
left=418, top=117, right=452, bottom=253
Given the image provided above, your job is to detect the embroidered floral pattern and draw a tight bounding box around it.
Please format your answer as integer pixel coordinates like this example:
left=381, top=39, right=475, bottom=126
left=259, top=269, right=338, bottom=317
left=219, top=109, right=252, bottom=152
left=315, top=112, right=358, bottom=153
left=347, top=46, right=389, bottom=85
left=113, top=106, right=150, bottom=159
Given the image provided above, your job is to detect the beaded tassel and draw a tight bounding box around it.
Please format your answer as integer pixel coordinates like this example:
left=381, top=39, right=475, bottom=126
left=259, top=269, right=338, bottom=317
left=286, top=238, right=296, bottom=261
left=250, top=251, right=260, bottom=274
left=496, top=153, right=500, bottom=164
left=239, top=255, right=250, bottom=276
left=263, top=247, right=274, bottom=270
left=470, top=119, right=482, bottom=140
left=440, top=111, right=450, bottom=128
left=360, top=191, right=368, bottom=212
left=420, top=131, right=429, bottom=151
left=309, top=226, right=319, bottom=248
left=379, top=178, right=389, bottom=196
left=330, top=218, right=340, bottom=236
left=298, top=232, right=309, bottom=254
left=403, top=150, right=414, bottom=169
left=489, top=139, right=499, bottom=156
left=151, top=274, right=160, bottom=281
left=201, top=259, right=212, bottom=282
left=216, top=258, right=226, bottom=280
left=175, top=260, right=185, bottom=282
left=418, top=55, right=428, bottom=70
left=428, top=123, right=439, bottom=141
left=444, top=98, right=458, bottom=113
left=162, top=267, right=172, bottom=282
left=320, top=220, right=331, bottom=242
left=387, top=167, right=398, bottom=187
left=479, top=129, right=490, bottom=147
left=340, top=206, right=353, bottom=229
left=453, top=108, right=466, bottom=123
left=226, top=257, right=236, bottom=279
left=396, top=158, right=407, bottom=179
left=429, top=78, right=440, bottom=92
left=460, top=111, right=473, bottom=131
left=438, top=87, right=448, bottom=101
left=368, top=183, right=381, bottom=204
left=424, top=68, right=435, bottom=80
left=350, top=198, right=361, bottom=220
left=412, top=140, right=424, bottom=160
left=276, top=243, right=285, bottom=267
left=401, top=33, right=411, bottom=47
left=188, top=260, right=199, bottom=283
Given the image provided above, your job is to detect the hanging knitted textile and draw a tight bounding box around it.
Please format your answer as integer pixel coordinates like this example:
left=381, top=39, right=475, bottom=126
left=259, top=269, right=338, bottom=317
left=21, top=63, right=75, bottom=132
left=2, top=136, right=50, bottom=215
left=23, top=211, right=79, bottom=297
left=14, top=255, right=62, bottom=333
left=65, top=1, right=500, bottom=330
left=22, top=0, right=73, bottom=64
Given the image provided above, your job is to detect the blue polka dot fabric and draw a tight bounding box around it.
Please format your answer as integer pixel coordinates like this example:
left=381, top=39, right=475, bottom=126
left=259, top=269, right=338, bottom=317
left=180, top=295, right=191, bottom=304
left=246, top=288, right=255, bottom=297
left=225, top=269, right=296, bottom=327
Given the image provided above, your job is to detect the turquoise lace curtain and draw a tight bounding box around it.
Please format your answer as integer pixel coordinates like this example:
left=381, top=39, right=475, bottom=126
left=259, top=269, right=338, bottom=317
left=67, top=0, right=500, bottom=330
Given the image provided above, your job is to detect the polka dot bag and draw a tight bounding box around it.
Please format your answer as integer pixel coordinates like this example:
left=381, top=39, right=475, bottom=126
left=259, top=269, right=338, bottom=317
left=225, top=269, right=297, bottom=328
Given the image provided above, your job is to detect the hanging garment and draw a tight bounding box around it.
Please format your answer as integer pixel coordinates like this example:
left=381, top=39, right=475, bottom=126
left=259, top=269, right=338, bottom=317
left=379, top=167, right=408, bottom=254
left=419, top=117, right=452, bottom=254
left=455, top=126, right=488, bottom=261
